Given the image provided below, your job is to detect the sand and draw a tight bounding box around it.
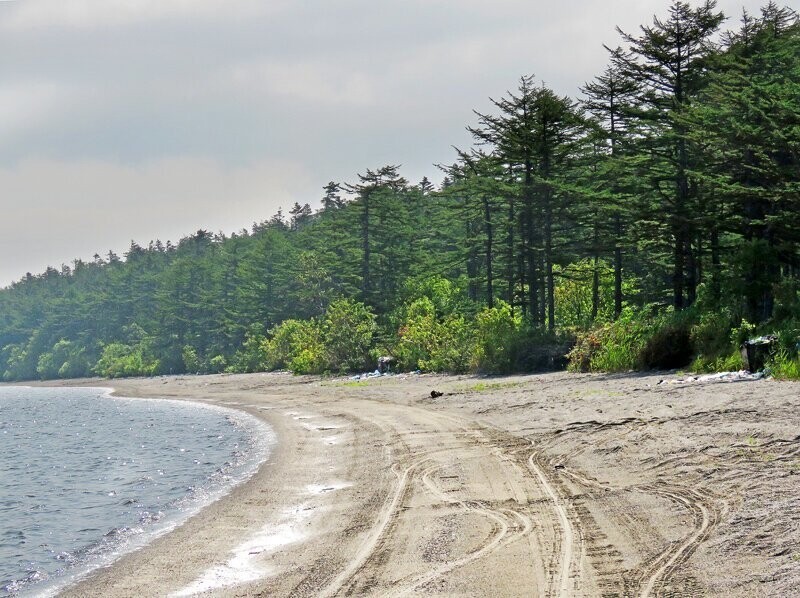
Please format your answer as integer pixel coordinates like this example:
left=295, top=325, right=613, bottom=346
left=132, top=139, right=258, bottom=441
left=42, top=370, right=799, bottom=597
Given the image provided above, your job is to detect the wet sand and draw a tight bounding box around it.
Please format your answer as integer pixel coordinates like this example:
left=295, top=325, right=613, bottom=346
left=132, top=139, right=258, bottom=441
left=45, top=371, right=799, bottom=596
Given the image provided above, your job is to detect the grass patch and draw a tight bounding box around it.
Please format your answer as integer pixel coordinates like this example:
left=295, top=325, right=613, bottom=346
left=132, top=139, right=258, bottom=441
left=768, top=349, right=800, bottom=380
left=690, top=351, right=743, bottom=373
left=459, top=380, right=523, bottom=393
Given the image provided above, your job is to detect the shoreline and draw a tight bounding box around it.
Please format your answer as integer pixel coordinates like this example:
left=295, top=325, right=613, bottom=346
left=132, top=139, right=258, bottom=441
left=50, top=373, right=399, bottom=597
left=52, top=375, right=309, bottom=597
left=17, top=370, right=800, bottom=596
left=1, top=383, right=277, bottom=598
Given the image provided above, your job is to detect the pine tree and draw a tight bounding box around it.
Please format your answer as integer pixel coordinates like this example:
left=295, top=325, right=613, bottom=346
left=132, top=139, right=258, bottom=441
left=612, top=0, right=724, bottom=309
left=581, top=61, right=640, bottom=318
left=686, top=5, right=799, bottom=319
left=321, top=181, right=345, bottom=211
left=344, top=166, right=407, bottom=306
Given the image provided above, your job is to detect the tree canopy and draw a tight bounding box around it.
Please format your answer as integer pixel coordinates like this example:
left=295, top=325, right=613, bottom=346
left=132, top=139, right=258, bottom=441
left=1, top=1, right=798, bottom=380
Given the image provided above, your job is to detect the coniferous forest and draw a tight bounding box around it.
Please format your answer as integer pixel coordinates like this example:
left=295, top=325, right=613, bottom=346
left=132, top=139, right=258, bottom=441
left=1, top=1, right=799, bottom=381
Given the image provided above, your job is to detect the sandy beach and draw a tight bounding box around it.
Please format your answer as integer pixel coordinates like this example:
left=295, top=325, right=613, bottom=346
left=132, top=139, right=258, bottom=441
left=44, top=370, right=799, bottom=597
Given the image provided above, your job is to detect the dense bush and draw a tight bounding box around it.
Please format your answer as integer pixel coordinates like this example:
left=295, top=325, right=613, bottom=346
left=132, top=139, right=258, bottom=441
left=226, top=325, right=269, bottom=373
left=94, top=342, right=159, bottom=378
left=567, top=308, right=694, bottom=372
left=263, top=319, right=324, bottom=373
left=770, top=349, right=800, bottom=379
left=423, top=314, right=474, bottom=373
left=322, top=298, right=376, bottom=372
left=393, top=297, right=475, bottom=373
left=36, top=339, right=91, bottom=379
left=688, top=308, right=742, bottom=372
left=472, top=301, right=522, bottom=373
left=258, top=299, right=377, bottom=374
left=394, top=297, right=439, bottom=370
left=567, top=310, right=647, bottom=372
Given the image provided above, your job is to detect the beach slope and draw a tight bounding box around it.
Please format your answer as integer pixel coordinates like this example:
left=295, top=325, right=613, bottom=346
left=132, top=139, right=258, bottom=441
left=55, top=371, right=799, bottom=596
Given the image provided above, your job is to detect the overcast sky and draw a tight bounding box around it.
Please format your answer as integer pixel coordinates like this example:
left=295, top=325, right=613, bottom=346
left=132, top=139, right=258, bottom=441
left=0, top=0, right=769, bottom=287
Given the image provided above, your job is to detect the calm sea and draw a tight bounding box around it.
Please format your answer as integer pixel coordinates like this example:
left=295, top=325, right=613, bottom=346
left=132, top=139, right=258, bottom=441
left=0, top=386, right=274, bottom=596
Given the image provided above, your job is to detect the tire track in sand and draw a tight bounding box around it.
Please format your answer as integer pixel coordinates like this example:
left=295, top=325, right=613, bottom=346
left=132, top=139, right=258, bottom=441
left=527, top=450, right=580, bottom=597
left=636, top=486, right=720, bottom=598
left=317, top=457, right=429, bottom=598
left=388, top=464, right=533, bottom=597
left=550, top=463, right=721, bottom=597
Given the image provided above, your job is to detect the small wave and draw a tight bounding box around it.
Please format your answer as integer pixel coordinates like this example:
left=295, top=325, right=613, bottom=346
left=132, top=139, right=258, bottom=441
left=0, top=386, right=275, bottom=597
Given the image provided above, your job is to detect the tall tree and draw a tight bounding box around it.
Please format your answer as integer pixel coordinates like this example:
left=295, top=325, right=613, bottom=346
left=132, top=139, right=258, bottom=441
left=469, top=77, right=587, bottom=331
left=345, top=165, right=407, bottom=306
left=321, top=181, right=345, bottom=211
left=612, top=0, right=724, bottom=309
left=581, top=61, right=640, bottom=318
left=686, top=4, right=799, bottom=319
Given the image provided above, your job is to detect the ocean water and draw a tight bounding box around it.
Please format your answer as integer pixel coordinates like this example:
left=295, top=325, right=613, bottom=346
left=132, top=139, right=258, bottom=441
left=0, top=386, right=274, bottom=596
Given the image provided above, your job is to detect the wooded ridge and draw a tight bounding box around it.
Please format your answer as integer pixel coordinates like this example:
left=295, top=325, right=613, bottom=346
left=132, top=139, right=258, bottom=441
left=1, top=1, right=798, bottom=380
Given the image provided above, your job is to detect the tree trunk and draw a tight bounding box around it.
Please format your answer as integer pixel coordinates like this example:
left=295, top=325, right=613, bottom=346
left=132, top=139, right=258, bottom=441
left=544, top=193, right=555, bottom=333
left=483, top=196, right=494, bottom=308
left=507, top=190, right=516, bottom=314
left=467, top=218, right=479, bottom=302
left=524, top=159, right=539, bottom=323
left=686, top=238, right=697, bottom=307
left=710, top=225, right=720, bottom=306
left=361, top=194, right=371, bottom=299
left=614, top=213, right=623, bottom=318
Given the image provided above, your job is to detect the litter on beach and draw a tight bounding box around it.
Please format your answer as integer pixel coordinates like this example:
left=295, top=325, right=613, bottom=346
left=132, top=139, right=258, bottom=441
left=349, top=370, right=385, bottom=381
left=657, top=370, right=766, bottom=385
left=698, top=370, right=765, bottom=382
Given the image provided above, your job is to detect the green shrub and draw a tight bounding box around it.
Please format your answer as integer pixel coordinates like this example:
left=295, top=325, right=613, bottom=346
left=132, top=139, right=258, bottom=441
left=572, top=309, right=651, bottom=372
left=472, top=301, right=522, bottom=374
left=94, top=342, right=159, bottom=378
left=588, top=320, right=642, bottom=372
left=182, top=345, right=200, bottom=373
left=690, top=352, right=743, bottom=373
left=398, top=276, right=469, bottom=319
left=36, top=339, right=91, bottom=379
left=730, top=319, right=757, bottom=347
left=421, top=314, right=474, bottom=373
left=263, top=318, right=325, bottom=374
left=567, top=308, right=695, bottom=372
left=2, top=334, right=45, bottom=381
left=226, top=326, right=269, bottom=373
left=769, top=349, right=800, bottom=380
left=394, top=297, right=439, bottom=370
left=263, top=319, right=310, bottom=370
left=322, top=298, right=376, bottom=372
left=208, top=355, right=227, bottom=373
left=690, top=309, right=734, bottom=356
left=393, top=296, right=476, bottom=373
left=289, top=346, right=326, bottom=375
left=566, top=328, right=605, bottom=372
left=251, top=300, right=378, bottom=375
left=771, top=320, right=800, bottom=354
left=687, top=309, right=743, bottom=373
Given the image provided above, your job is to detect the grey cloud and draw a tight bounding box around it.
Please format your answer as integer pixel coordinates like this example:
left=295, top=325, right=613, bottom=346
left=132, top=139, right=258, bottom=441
left=0, top=0, right=770, bottom=286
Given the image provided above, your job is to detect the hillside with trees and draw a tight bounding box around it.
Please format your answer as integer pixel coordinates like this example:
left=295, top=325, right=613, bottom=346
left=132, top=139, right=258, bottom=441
left=1, top=1, right=798, bottom=380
